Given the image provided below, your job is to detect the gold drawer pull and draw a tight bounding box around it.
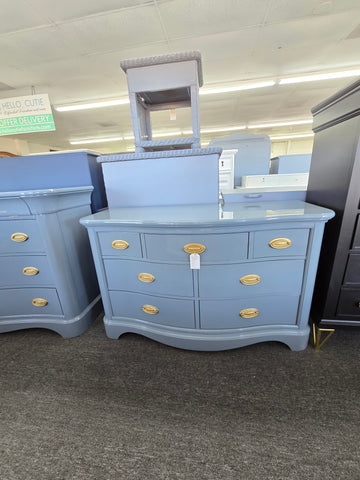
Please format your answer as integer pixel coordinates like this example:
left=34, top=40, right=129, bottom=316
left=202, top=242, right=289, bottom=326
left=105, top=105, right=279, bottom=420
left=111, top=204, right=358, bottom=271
left=239, top=308, right=259, bottom=319
left=269, top=237, right=292, bottom=249
left=112, top=240, right=129, bottom=250
left=11, top=232, right=29, bottom=242
left=184, top=243, right=206, bottom=254
left=240, top=274, right=261, bottom=285
left=23, top=267, right=39, bottom=276
left=142, top=304, right=159, bottom=315
left=138, top=273, right=155, bottom=283
left=32, top=298, right=48, bottom=307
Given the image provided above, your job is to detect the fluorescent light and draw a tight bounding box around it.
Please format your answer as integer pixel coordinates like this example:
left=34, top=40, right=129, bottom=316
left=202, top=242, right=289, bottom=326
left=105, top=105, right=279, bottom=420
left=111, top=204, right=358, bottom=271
left=270, top=133, right=314, bottom=140
left=123, top=135, right=135, bottom=140
left=248, top=119, right=313, bottom=129
left=152, top=131, right=183, bottom=138
left=200, top=80, right=275, bottom=95
left=279, top=69, right=360, bottom=85
left=70, top=137, right=124, bottom=145
left=200, top=125, right=246, bottom=134
left=56, top=79, right=276, bottom=112
left=56, top=98, right=130, bottom=112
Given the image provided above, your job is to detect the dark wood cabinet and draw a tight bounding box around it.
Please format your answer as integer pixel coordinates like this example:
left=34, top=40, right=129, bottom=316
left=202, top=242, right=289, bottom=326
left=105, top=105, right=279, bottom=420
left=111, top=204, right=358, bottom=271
left=307, top=79, right=360, bottom=326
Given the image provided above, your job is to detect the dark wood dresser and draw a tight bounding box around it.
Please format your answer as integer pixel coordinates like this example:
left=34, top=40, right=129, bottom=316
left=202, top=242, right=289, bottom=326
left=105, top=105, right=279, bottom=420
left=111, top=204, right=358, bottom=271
left=306, top=79, right=360, bottom=326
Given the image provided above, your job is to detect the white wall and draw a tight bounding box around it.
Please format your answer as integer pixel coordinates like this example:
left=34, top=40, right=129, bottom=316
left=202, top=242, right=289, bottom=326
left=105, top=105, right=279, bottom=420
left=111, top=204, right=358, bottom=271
left=0, top=137, right=52, bottom=156
left=271, top=138, right=314, bottom=157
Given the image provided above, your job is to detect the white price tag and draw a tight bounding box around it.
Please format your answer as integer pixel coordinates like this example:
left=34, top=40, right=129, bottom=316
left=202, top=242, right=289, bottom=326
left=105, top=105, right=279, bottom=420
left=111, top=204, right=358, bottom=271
left=190, top=253, right=200, bottom=269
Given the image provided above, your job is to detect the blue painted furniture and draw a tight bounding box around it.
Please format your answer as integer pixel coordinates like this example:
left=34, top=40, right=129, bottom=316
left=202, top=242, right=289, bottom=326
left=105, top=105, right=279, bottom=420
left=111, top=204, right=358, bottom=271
left=0, top=187, right=101, bottom=337
left=80, top=200, right=334, bottom=351
left=270, top=154, right=312, bottom=174
left=209, top=132, right=271, bottom=187
left=120, top=51, right=202, bottom=151
left=0, top=150, right=107, bottom=212
left=98, top=148, right=222, bottom=208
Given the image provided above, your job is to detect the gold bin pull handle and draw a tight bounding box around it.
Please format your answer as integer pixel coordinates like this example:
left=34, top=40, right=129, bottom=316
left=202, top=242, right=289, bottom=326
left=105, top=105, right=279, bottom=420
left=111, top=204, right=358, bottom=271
left=240, top=274, right=261, bottom=285
left=183, top=243, right=206, bottom=254
left=32, top=298, right=48, bottom=307
left=138, top=273, right=155, bottom=283
left=239, top=308, right=259, bottom=319
left=112, top=240, right=129, bottom=250
left=269, top=237, right=292, bottom=249
left=142, top=304, right=159, bottom=315
left=11, top=232, right=29, bottom=242
left=23, top=267, right=39, bottom=276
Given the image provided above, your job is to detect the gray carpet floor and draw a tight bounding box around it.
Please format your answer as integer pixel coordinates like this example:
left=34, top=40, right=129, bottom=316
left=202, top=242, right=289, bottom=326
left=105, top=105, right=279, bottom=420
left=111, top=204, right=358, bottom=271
left=1, top=315, right=359, bottom=480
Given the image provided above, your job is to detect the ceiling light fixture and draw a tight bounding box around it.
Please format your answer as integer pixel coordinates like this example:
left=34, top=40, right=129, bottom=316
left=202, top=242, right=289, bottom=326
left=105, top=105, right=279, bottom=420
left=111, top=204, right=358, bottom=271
left=200, top=80, right=276, bottom=95
left=270, top=133, right=314, bottom=140
left=198, top=125, right=246, bottom=134
left=70, top=137, right=124, bottom=145
left=56, top=98, right=130, bottom=112
left=248, top=119, right=313, bottom=129
left=152, top=131, right=183, bottom=138
left=279, top=69, right=360, bottom=85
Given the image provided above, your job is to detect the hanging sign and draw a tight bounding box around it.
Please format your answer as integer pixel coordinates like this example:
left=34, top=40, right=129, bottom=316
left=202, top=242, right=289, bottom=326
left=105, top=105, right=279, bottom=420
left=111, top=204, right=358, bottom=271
left=0, top=94, right=55, bottom=136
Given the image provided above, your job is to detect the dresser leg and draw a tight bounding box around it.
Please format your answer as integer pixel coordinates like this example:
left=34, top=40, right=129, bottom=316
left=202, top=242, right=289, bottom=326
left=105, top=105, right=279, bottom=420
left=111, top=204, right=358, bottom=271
left=312, top=322, right=335, bottom=350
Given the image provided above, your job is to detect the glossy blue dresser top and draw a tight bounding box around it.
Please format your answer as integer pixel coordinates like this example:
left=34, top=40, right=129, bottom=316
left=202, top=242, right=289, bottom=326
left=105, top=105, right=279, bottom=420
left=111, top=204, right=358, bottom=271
left=80, top=200, right=334, bottom=226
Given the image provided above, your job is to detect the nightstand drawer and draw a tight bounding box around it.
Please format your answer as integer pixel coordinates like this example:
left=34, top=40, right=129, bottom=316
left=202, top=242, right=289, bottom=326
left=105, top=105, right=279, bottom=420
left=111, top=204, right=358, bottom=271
left=0, top=256, right=55, bottom=287
left=337, top=289, right=360, bottom=316
left=0, top=288, right=63, bottom=317
left=109, top=291, right=195, bottom=328
left=199, top=259, right=304, bottom=297
left=98, top=231, right=142, bottom=257
left=253, top=229, right=309, bottom=258
left=200, top=295, right=299, bottom=329
left=103, top=258, right=193, bottom=296
left=0, top=219, right=45, bottom=253
left=144, top=232, right=248, bottom=263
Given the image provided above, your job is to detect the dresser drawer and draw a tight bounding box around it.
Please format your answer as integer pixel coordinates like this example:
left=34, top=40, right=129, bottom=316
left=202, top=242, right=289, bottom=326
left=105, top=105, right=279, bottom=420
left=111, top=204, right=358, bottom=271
left=0, top=288, right=63, bottom=317
left=98, top=231, right=142, bottom=258
left=343, top=254, right=360, bottom=284
left=104, top=258, right=193, bottom=296
left=0, top=219, right=45, bottom=253
left=109, top=291, right=195, bottom=328
left=144, top=232, right=248, bottom=263
left=199, top=259, right=304, bottom=298
left=253, top=228, right=309, bottom=258
left=0, top=198, right=31, bottom=216
left=200, top=295, right=299, bottom=329
left=337, top=289, right=360, bottom=316
left=0, top=256, right=55, bottom=287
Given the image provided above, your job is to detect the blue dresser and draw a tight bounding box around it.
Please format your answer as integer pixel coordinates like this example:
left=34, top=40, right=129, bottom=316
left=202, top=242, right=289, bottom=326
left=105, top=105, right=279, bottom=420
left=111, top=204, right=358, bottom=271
left=0, top=187, right=101, bottom=337
left=80, top=201, right=334, bottom=351
left=0, top=150, right=107, bottom=212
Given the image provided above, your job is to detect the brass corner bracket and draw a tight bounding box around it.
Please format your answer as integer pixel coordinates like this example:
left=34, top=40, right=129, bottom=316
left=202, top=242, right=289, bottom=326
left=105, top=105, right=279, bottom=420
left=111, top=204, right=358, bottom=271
left=312, top=323, right=335, bottom=350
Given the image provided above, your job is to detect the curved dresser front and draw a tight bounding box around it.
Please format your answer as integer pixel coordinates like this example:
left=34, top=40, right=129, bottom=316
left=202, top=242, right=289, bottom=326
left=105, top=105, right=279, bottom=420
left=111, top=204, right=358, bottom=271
left=80, top=201, right=334, bottom=351
left=0, top=187, right=101, bottom=337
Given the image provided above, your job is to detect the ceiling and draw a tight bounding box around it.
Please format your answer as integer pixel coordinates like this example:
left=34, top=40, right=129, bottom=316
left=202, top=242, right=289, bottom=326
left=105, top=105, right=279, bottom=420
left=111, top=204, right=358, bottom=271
left=1, top=0, right=360, bottom=153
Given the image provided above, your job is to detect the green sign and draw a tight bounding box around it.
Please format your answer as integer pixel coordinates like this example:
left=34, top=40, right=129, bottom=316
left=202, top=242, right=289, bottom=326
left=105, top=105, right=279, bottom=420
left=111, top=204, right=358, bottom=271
left=0, top=94, right=55, bottom=136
